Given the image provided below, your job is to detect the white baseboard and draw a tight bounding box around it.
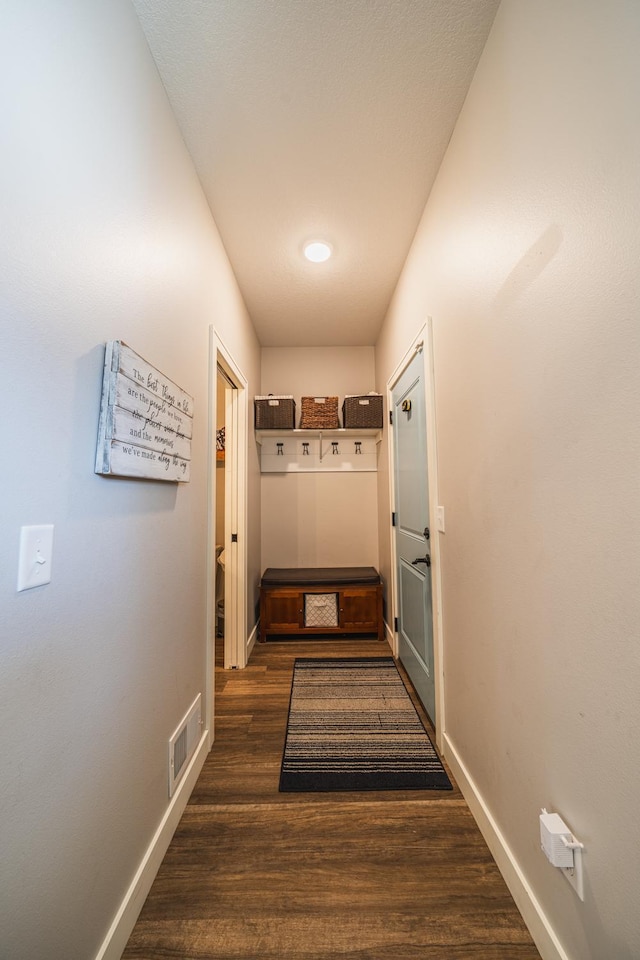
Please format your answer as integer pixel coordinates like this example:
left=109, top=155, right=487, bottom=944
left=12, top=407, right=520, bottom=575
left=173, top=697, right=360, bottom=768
left=443, top=733, right=570, bottom=960
left=246, top=621, right=258, bottom=661
left=384, top=619, right=397, bottom=654
left=94, top=731, right=210, bottom=960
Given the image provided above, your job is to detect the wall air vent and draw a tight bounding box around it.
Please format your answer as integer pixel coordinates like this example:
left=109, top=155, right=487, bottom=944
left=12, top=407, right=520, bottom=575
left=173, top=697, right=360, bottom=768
left=168, top=693, right=202, bottom=797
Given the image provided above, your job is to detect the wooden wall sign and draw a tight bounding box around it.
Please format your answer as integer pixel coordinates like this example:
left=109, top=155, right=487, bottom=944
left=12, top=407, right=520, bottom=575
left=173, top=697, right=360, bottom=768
left=95, top=341, right=193, bottom=482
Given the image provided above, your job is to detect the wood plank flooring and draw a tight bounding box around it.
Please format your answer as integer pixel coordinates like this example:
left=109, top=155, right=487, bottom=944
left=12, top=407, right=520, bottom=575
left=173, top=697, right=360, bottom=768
left=123, top=640, right=541, bottom=959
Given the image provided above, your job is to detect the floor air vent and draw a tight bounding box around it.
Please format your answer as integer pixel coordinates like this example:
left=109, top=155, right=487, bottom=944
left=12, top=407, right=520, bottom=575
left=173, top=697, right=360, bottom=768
left=168, top=693, right=202, bottom=797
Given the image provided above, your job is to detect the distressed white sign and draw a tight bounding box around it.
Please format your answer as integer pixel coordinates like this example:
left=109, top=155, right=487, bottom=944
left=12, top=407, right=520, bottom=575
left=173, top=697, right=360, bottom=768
left=95, top=341, right=193, bottom=482
left=112, top=375, right=193, bottom=439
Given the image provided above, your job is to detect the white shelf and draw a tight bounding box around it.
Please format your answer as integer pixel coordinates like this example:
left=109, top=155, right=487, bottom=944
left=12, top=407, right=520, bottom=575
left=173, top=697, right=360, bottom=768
left=256, top=427, right=382, bottom=473
left=255, top=427, right=382, bottom=444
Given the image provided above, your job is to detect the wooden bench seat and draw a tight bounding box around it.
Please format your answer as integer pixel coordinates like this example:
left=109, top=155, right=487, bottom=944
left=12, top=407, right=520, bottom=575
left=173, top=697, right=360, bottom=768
left=259, top=566, right=384, bottom=643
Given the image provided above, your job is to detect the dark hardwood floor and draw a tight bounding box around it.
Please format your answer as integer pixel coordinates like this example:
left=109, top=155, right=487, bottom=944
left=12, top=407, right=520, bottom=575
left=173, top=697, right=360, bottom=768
left=123, top=639, right=541, bottom=959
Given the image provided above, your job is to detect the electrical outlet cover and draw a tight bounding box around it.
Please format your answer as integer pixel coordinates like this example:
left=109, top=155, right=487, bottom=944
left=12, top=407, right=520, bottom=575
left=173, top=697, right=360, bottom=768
left=561, top=847, right=585, bottom=901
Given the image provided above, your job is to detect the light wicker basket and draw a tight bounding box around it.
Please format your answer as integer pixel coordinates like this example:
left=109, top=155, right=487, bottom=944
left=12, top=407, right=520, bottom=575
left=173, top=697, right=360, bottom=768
left=299, top=396, right=340, bottom=429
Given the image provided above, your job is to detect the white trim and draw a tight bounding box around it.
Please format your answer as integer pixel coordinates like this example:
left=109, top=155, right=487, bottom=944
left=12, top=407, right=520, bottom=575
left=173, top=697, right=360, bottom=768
left=224, top=381, right=239, bottom=666
left=94, top=732, right=209, bottom=960
left=386, top=319, right=445, bottom=750
left=206, top=329, right=249, bottom=743
left=384, top=619, right=395, bottom=650
left=206, top=336, right=216, bottom=749
left=246, top=621, right=258, bottom=660
left=219, top=342, right=249, bottom=672
left=443, top=733, right=570, bottom=960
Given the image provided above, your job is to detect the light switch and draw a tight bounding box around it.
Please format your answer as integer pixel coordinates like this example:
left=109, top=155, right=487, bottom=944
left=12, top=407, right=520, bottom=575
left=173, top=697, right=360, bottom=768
left=436, top=506, right=445, bottom=533
left=17, top=525, right=54, bottom=592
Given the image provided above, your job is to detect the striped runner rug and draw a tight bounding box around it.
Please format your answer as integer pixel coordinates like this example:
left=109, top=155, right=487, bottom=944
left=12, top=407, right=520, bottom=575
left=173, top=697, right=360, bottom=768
left=279, top=657, right=452, bottom=792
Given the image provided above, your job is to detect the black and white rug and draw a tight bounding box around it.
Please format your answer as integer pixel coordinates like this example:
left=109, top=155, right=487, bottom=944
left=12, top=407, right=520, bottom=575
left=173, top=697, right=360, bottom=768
left=279, top=657, right=453, bottom=792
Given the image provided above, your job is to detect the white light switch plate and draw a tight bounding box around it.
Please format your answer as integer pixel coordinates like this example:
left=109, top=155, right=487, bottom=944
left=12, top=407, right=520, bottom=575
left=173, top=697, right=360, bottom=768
left=436, top=506, right=445, bottom=533
left=17, top=525, right=54, bottom=591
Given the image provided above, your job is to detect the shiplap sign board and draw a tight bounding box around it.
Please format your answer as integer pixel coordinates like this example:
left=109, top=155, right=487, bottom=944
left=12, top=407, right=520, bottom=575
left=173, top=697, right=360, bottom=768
left=95, top=341, right=193, bottom=482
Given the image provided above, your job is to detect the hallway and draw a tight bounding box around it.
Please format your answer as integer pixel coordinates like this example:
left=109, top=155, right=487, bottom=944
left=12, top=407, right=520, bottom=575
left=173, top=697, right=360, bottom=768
left=4, top=3, right=640, bottom=957
left=123, top=640, right=541, bottom=959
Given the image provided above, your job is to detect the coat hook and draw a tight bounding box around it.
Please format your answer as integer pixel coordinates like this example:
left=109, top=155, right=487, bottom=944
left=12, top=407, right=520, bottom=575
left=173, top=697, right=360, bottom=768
left=331, top=441, right=339, bottom=455
left=302, top=442, right=310, bottom=455
left=354, top=441, right=362, bottom=455
left=276, top=442, right=284, bottom=456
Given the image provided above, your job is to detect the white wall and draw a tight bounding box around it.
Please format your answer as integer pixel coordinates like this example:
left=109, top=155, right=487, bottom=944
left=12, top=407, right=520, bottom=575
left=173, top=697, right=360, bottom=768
left=375, top=2, right=640, bottom=958
left=0, top=2, right=260, bottom=958
left=261, top=347, right=379, bottom=569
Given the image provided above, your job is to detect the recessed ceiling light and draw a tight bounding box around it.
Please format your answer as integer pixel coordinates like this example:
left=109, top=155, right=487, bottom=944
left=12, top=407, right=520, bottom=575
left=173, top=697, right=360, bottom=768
left=303, top=240, right=332, bottom=263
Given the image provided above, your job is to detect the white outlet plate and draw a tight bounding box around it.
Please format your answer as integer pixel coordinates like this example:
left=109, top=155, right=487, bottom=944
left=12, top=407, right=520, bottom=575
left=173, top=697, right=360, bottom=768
left=17, top=524, right=54, bottom=591
left=561, top=846, right=584, bottom=900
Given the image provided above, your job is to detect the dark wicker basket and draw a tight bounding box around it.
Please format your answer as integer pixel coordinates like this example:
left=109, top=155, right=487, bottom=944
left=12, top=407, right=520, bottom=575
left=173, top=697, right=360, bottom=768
left=299, top=396, right=340, bottom=429
left=342, top=395, right=383, bottom=429
left=254, top=395, right=296, bottom=429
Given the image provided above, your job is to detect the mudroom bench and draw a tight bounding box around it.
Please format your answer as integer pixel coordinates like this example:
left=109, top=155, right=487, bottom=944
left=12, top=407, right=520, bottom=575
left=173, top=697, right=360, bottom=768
left=259, top=566, right=384, bottom=643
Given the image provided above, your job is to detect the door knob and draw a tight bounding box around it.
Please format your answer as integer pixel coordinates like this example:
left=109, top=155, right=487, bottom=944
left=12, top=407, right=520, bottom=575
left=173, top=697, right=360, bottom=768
left=423, top=527, right=430, bottom=540
left=411, top=555, right=431, bottom=567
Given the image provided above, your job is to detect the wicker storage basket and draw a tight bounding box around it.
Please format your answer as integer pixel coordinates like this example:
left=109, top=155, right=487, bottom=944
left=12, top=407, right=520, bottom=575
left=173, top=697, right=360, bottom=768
left=342, top=394, right=383, bottom=429
left=254, top=395, right=296, bottom=430
left=299, top=396, right=340, bottom=429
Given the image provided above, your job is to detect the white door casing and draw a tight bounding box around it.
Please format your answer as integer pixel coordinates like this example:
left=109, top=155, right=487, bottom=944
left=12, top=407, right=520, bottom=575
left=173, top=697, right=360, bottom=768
left=206, top=328, right=248, bottom=747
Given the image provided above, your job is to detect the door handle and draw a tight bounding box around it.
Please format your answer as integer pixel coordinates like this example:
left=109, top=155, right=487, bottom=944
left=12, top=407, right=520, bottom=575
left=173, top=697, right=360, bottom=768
left=423, top=527, right=430, bottom=540
left=411, top=555, right=431, bottom=567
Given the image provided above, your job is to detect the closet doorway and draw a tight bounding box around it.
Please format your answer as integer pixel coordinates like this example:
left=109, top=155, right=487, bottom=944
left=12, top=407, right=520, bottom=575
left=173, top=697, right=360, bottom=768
left=206, top=330, right=248, bottom=742
left=215, top=367, right=232, bottom=667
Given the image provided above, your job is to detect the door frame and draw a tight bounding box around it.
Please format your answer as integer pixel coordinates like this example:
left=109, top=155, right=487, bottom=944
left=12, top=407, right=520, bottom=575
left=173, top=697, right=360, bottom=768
left=386, top=318, right=445, bottom=749
left=206, top=328, right=248, bottom=747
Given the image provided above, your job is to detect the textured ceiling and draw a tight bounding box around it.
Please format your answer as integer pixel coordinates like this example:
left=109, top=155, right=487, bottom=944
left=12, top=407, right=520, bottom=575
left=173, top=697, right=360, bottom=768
left=132, top=0, right=499, bottom=346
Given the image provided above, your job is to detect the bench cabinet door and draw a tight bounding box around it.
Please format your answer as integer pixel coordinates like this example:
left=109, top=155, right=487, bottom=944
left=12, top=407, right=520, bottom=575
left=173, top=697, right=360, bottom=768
left=263, top=590, right=304, bottom=630
left=339, top=588, right=378, bottom=630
